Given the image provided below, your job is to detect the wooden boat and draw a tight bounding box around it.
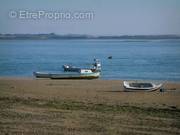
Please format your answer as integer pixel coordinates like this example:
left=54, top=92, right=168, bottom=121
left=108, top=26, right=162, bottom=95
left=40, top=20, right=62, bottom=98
left=123, top=81, right=162, bottom=92
left=33, top=69, right=100, bottom=79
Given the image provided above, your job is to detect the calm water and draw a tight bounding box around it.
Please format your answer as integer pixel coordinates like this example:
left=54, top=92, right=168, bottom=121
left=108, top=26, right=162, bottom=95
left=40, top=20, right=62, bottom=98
left=0, top=39, right=180, bottom=81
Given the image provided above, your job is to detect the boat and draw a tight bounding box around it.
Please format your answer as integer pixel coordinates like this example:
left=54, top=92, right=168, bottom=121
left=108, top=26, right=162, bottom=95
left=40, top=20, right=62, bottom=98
left=33, top=69, right=100, bottom=79
left=108, top=56, right=112, bottom=59
left=34, top=59, right=101, bottom=79
left=123, top=81, right=162, bottom=92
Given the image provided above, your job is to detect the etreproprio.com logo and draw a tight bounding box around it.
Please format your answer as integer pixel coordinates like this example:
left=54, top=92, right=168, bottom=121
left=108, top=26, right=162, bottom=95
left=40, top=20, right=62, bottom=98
left=9, top=10, right=94, bottom=21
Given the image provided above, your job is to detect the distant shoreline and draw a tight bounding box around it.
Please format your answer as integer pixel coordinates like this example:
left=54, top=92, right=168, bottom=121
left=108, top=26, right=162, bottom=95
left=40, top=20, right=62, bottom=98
left=0, top=33, right=180, bottom=40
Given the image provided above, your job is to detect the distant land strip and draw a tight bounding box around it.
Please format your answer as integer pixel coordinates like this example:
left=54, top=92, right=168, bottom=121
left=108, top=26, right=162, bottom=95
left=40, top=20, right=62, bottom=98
left=0, top=33, right=180, bottom=40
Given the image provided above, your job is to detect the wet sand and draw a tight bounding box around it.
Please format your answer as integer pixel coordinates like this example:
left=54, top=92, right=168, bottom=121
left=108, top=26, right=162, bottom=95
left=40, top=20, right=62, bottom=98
left=0, top=78, right=180, bottom=135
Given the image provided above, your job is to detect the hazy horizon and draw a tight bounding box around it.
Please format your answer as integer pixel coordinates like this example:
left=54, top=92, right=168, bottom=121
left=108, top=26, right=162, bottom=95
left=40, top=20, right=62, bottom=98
left=0, top=0, right=180, bottom=35
left=1, top=33, right=180, bottom=37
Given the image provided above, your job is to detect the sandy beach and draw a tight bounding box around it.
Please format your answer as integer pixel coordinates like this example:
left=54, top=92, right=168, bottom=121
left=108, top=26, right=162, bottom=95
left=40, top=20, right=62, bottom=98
left=0, top=77, right=180, bottom=135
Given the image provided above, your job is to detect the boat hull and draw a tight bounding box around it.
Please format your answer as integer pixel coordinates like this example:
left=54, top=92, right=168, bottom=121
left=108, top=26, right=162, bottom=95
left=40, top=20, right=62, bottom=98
left=50, top=72, right=100, bottom=79
left=33, top=72, right=100, bottom=79
left=33, top=72, right=51, bottom=78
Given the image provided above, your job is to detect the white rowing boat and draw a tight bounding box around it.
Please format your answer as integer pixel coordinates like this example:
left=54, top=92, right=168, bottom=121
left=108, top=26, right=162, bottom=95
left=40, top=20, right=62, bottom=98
left=123, top=81, right=162, bottom=92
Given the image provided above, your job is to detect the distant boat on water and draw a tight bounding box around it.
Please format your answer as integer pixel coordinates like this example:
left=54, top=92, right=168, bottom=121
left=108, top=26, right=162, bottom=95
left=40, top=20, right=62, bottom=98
left=108, top=56, right=112, bottom=59
left=123, top=81, right=162, bottom=92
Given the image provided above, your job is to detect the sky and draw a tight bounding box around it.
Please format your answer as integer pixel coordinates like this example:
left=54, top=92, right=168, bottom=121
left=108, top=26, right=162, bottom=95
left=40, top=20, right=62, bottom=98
left=0, top=0, right=180, bottom=35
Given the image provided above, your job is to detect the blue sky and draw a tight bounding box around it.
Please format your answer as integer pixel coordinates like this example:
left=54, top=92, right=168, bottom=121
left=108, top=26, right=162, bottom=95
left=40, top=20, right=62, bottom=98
left=0, top=0, right=180, bottom=35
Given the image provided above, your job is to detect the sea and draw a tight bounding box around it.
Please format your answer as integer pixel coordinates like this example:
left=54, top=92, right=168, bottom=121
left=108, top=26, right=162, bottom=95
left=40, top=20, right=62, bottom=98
left=0, top=39, right=180, bottom=81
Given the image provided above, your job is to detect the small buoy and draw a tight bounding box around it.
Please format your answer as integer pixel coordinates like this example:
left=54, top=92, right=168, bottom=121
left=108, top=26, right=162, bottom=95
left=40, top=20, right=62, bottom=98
left=108, top=56, right=112, bottom=59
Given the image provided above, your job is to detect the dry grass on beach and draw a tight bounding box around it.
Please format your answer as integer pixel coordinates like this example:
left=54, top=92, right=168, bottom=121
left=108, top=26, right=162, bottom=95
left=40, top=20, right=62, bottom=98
left=0, top=78, right=180, bottom=135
